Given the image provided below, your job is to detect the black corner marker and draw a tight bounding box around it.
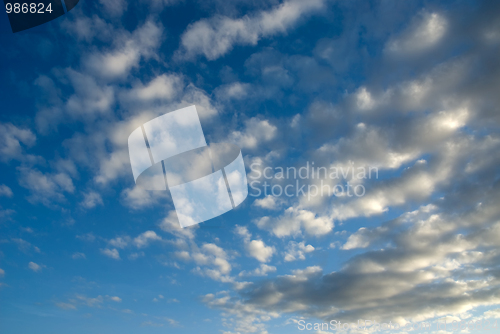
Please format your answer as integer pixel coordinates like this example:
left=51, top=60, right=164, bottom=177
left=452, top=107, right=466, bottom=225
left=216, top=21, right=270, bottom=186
left=4, top=0, right=79, bottom=33
left=62, top=0, right=78, bottom=11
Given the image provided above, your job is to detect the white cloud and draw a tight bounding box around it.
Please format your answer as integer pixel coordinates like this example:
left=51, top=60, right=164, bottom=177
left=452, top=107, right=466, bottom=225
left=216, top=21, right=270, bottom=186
left=231, top=118, right=277, bottom=149
left=75, top=294, right=104, bottom=307
left=85, top=20, right=163, bottom=79
left=239, top=264, right=277, bottom=277
left=0, top=268, right=4, bottom=277
left=128, top=252, right=145, bottom=260
left=28, top=262, right=43, bottom=272
left=12, top=238, right=41, bottom=253
left=72, top=252, right=86, bottom=260
left=176, top=241, right=233, bottom=282
left=121, top=185, right=169, bottom=210
left=76, top=233, right=96, bottom=243
left=255, top=207, right=333, bottom=237
left=159, top=210, right=196, bottom=240
left=108, top=236, right=131, bottom=249
left=484, top=309, right=500, bottom=319
left=202, top=291, right=280, bottom=333
left=140, top=0, right=181, bottom=10
left=215, top=82, right=252, bottom=101
left=99, top=0, right=127, bottom=17
left=100, top=248, right=120, bottom=260
left=141, top=321, right=164, bottom=327
left=80, top=191, right=103, bottom=209
left=0, top=185, right=13, bottom=197
left=17, top=167, right=74, bottom=206
left=0, top=208, right=14, bottom=220
left=179, top=0, right=325, bottom=60
left=109, top=296, right=122, bottom=302
left=0, top=123, right=36, bottom=163
left=53, top=159, right=78, bottom=178
left=61, top=15, right=114, bottom=43
left=234, top=226, right=275, bottom=263
left=197, top=243, right=232, bottom=275
left=134, top=231, right=162, bottom=248
left=246, top=239, right=275, bottom=263
left=283, top=241, right=314, bottom=262
left=127, top=74, right=182, bottom=102
left=234, top=225, right=252, bottom=241
left=253, top=195, right=280, bottom=210
left=64, top=69, right=115, bottom=118
left=56, top=302, right=77, bottom=310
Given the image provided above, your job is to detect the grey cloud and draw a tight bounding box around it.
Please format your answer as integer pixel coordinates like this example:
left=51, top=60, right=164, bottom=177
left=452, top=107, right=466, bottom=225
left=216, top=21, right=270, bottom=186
left=0, top=123, right=36, bottom=163
left=210, top=195, right=500, bottom=325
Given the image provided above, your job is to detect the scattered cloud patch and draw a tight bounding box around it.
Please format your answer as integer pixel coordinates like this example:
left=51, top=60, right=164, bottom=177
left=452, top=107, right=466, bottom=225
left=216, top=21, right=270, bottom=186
left=80, top=191, right=103, bottom=209
left=100, top=248, right=120, bottom=260
left=72, top=252, right=86, bottom=260
left=283, top=241, right=314, bottom=262
left=0, top=185, right=13, bottom=197
left=28, top=262, right=43, bottom=272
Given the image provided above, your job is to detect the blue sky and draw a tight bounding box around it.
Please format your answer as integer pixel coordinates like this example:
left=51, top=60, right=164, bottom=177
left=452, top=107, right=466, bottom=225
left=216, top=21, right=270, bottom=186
left=1, top=0, right=500, bottom=333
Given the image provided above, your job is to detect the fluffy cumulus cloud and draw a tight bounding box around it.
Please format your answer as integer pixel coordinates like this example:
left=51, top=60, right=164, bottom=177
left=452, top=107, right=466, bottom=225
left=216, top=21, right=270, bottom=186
left=126, top=74, right=183, bottom=102
left=100, top=248, right=120, bottom=260
left=253, top=195, right=281, bottom=210
left=133, top=231, right=162, bottom=248
left=178, top=0, right=325, bottom=60
left=283, top=241, right=314, bottom=262
left=109, top=296, right=122, bottom=302
left=185, top=243, right=234, bottom=282
left=246, top=239, right=275, bottom=263
left=230, top=118, right=277, bottom=150
left=85, top=20, right=163, bottom=79
left=255, top=207, right=334, bottom=237
left=235, top=226, right=275, bottom=263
